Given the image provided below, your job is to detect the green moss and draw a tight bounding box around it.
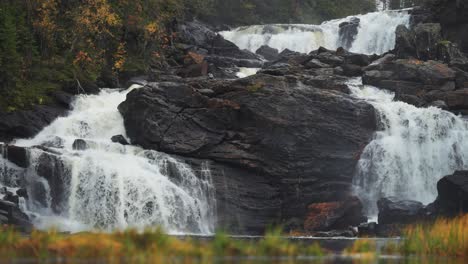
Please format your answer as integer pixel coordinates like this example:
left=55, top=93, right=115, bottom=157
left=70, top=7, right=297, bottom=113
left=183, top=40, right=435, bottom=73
left=438, top=40, right=452, bottom=47
left=247, top=82, right=264, bottom=93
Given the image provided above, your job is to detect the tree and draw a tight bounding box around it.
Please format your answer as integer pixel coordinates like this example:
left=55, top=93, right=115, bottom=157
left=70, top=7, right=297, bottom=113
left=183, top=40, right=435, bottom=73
left=0, top=3, right=21, bottom=93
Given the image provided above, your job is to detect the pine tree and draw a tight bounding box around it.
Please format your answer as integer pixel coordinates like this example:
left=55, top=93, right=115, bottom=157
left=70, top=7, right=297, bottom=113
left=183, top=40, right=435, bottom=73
left=0, top=3, right=21, bottom=93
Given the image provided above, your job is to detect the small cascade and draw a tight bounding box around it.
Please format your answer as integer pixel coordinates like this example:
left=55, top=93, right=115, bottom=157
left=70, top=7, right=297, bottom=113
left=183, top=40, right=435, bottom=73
left=220, top=10, right=410, bottom=55
left=348, top=78, right=468, bottom=215
left=0, top=85, right=217, bottom=234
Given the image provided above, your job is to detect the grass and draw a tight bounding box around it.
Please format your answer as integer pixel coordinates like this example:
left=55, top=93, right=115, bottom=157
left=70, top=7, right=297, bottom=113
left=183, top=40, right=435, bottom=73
left=0, top=226, right=326, bottom=263
left=345, top=214, right=468, bottom=259
left=400, top=215, right=468, bottom=258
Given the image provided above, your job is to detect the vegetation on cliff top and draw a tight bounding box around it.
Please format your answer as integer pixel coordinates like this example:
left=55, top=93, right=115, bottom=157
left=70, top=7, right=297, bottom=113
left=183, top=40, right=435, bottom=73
left=0, top=0, right=377, bottom=111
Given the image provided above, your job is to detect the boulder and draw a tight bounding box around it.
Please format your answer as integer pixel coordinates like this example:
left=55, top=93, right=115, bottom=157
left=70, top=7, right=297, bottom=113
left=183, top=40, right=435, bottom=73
left=377, top=197, right=426, bottom=225
left=72, top=139, right=89, bottom=151
left=304, top=197, right=366, bottom=232
left=111, top=135, right=129, bottom=145
left=279, top=49, right=301, bottom=57
left=118, top=71, right=376, bottom=233
left=429, top=171, right=468, bottom=216
left=305, top=59, right=331, bottom=69
left=256, top=45, right=279, bottom=61
left=342, top=64, right=363, bottom=77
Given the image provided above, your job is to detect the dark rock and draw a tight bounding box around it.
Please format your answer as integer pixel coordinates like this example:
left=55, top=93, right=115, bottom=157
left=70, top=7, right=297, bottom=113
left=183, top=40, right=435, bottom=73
left=35, top=152, right=69, bottom=213
left=414, top=23, right=442, bottom=61
left=363, top=59, right=456, bottom=98
left=428, top=100, right=448, bottom=110
left=256, top=45, right=279, bottom=61
left=1, top=145, right=29, bottom=168
left=344, top=53, right=370, bottom=67
left=427, top=0, right=468, bottom=54
left=16, top=188, right=28, bottom=199
left=338, top=17, right=360, bottom=50
left=305, top=59, right=331, bottom=69
left=0, top=104, right=68, bottom=143
left=279, top=49, right=300, bottom=57
left=395, top=94, right=426, bottom=107
left=342, top=64, right=363, bottom=77
left=394, top=23, right=443, bottom=61
left=119, top=72, right=376, bottom=233
left=437, top=42, right=468, bottom=68
left=0, top=214, right=7, bottom=224
left=0, top=200, right=32, bottom=232
left=72, top=139, right=88, bottom=151
left=358, top=222, right=377, bottom=237
left=4, top=192, right=19, bottom=205
left=205, top=56, right=263, bottom=68
left=29, top=180, right=49, bottom=208
left=378, top=197, right=426, bottom=225
left=429, top=171, right=468, bottom=217
left=304, top=197, right=366, bottom=232
left=178, top=20, right=259, bottom=61
left=395, top=25, right=416, bottom=59
left=111, top=135, right=129, bottom=145
left=315, top=52, right=344, bottom=67
left=51, top=91, right=74, bottom=109
left=443, top=89, right=468, bottom=111
left=41, top=136, right=65, bottom=149
left=454, top=68, right=468, bottom=89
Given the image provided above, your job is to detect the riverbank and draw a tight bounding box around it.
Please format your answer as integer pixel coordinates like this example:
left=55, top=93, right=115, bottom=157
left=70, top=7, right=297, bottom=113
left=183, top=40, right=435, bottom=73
left=1, top=215, right=468, bottom=264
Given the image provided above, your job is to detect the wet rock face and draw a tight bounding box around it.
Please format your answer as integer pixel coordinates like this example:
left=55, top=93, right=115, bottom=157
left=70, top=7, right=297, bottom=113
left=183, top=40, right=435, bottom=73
left=119, top=59, right=376, bottom=233
left=0, top=199, right=32, bottom=232
left=338, top=17, right=360, bottom=50
left=362, top=57, right=468, bottom=112
left=428, top=0, right=468, bottom=54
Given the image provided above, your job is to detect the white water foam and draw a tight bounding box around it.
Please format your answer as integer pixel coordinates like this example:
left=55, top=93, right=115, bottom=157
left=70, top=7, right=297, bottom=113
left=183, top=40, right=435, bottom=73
left=236, top=67, right=260, bottom=78
left=220, top=10, right=410, bottom=55
left=0, top=85, right=216, bottom=234
left=348, top=78, right=468, bottom=214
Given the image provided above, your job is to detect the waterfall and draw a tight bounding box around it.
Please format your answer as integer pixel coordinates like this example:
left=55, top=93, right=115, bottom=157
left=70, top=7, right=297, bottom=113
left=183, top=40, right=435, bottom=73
left=220, top=10, right=410, bottom=55
left=348, top=78, right=468, bottom=215
left=1, top=85, right=217, bottom=234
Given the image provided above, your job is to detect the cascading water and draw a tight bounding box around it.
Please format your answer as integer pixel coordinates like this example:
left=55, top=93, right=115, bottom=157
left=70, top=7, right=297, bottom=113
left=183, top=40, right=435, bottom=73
left=0, top=85, right=216, bottom=234
left=220, top=10, right=410, bottom=55
left=348, top=78, right=468, bottom=215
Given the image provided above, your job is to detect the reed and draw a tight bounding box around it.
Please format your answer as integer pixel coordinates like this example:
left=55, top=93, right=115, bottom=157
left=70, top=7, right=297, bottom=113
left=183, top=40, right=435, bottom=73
left=401, top=215, right=468, bottom=257
left=0, top=226, right=326, bottom=263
